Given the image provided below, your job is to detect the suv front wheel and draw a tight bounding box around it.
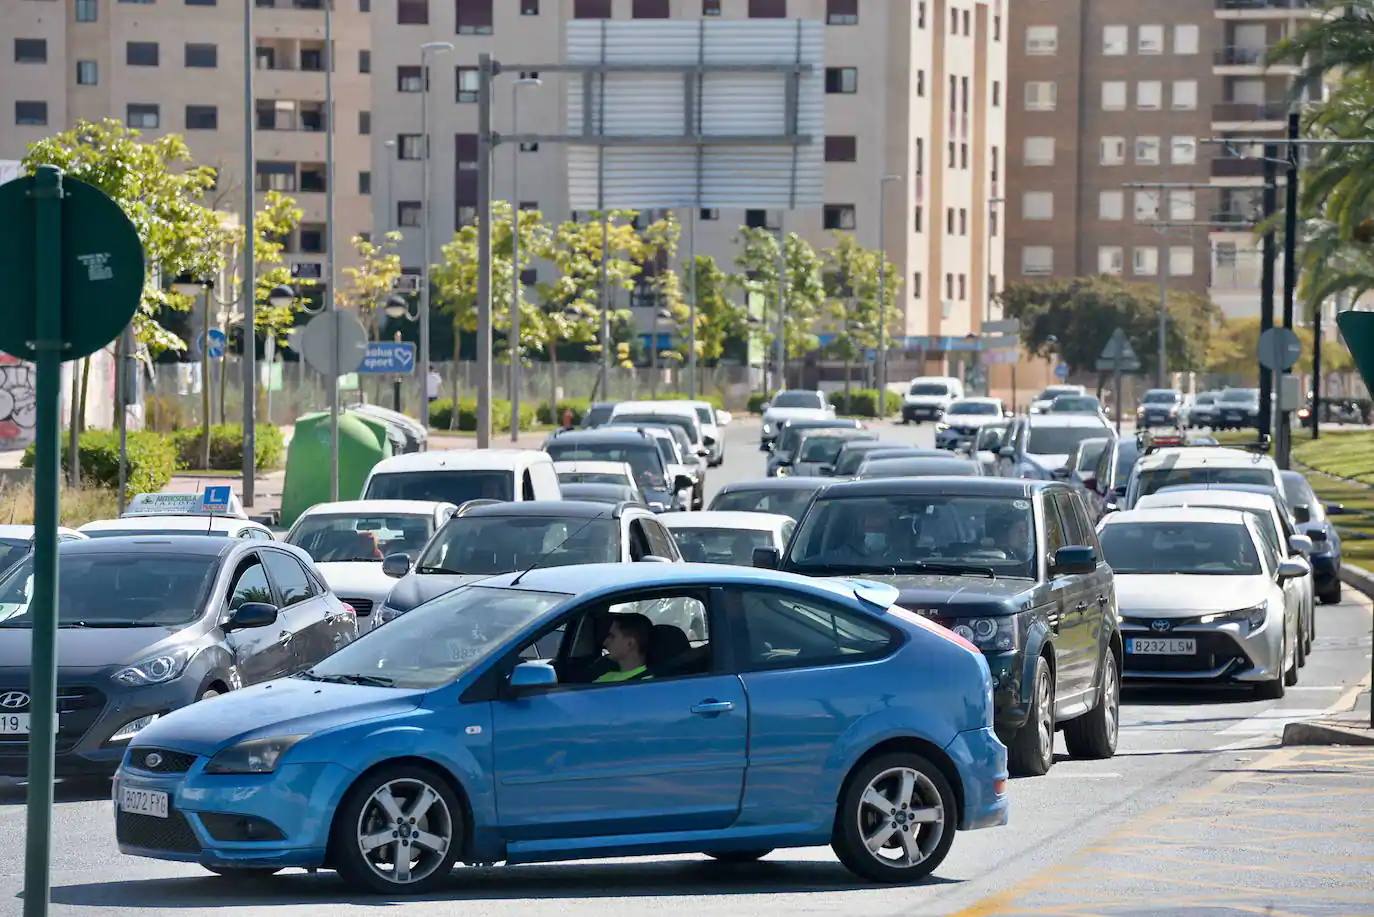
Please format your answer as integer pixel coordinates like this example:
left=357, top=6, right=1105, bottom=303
left=1008, top=656, right=1055, bottom=776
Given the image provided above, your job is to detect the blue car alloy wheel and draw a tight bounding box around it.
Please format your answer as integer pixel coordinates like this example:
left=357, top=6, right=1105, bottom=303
left=832, top=753, right=956, bottom=882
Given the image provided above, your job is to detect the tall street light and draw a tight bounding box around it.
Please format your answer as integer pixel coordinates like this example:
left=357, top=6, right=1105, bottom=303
left=381, top=138, right=396, bottom=237
left=877, top=174, right=902, bottom=402
left=509, top=75, right=542, bottom=441
left=418, top=40, right=454, bottom=425
left=241, top=0, right=257, bottom=506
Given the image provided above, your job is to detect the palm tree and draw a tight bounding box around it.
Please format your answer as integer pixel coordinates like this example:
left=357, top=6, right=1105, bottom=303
left=1268, top=0, right=1374, bottom=89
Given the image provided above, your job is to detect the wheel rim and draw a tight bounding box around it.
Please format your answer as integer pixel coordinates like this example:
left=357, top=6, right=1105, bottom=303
left=1103, top=656, right=1119, bottom=747
left=355, top=778, right=453, bottom=886
left=200, top=689, right=219, bottom=701
left=855, top=766, right=945, bottom=869
left=1036, top=667, right=1054, bottom=762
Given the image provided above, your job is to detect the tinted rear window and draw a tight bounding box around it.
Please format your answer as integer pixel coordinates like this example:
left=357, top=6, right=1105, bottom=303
left=773, top=392, right=824, bottom=409
left=365, top=470, right=514, bottom=504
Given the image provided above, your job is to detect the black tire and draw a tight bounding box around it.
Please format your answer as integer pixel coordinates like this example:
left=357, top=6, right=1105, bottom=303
left=706, top=850, right=773, bottom=863
left=1284, top=633, right=1300, bottom=687
left=331, top=764, right=463, bottom=895
left=831, top=752, right=956, bottom=883
left=203, top=866, right=281, bottom=879
left=1296, top=623, right=1307, bottom=669
left=1255, top=634, right=1286, bottom=700
left=1007, top=656, right=1055, bottom=777
left=1063, top=648, right=1119, bottom=760
left=1319, top=582, right=1341, bottom=605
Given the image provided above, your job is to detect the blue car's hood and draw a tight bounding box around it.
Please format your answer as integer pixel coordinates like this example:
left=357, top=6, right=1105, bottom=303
left=130, top=677, right=426, bottom=756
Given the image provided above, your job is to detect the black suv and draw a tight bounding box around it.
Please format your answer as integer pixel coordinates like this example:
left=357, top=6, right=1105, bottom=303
left=759, top=477, right=1121, bottom=776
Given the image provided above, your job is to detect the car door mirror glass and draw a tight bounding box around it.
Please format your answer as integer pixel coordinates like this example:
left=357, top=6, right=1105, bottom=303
left=1292, top=505, right=1311, bottom=524
left=753, top=546, right=781, bottom=569
left=1324, top=502, right=1346, bottom=516
left=1287, top=533, right=1313, bottom=556
left=509, top=661, right=558, bottom=691
left=382, top=553, right=412, bottom=578
left=674, top=473, right=695, bottom=493
left=1050, top=545, right=1096, bottom=576
left=998, top=446, right=1016, bottom=458
left=1277, top=559, right=1307, bottom=581
left=1309, top=529, right=1328, bottom=542
left=224, top=602, right=278, bottom=631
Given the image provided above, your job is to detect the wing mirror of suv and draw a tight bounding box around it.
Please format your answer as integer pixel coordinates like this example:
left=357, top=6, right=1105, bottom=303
left=223, top=602, right=278, bottom=632
left=1050, top=546, right=1097, bottom=576
left=1287, top=533, right=1314, bottom=556
left=998, top=445, right=1016, bottom=459
left=673, top=473, right=696, bottom=493
left=702, top=434, right=717, bottom=447
left=1112, top=484, right=1128, bottom=498
left=761, top=401, right=772, bottom=413
left=1310, top=529, right=1329, bottom=543
left=753, top=546, right=781, bottom=569
left=509, top=661, right=558, bottom=691
left=1292, top=504, right=1311, bottom=524
left=1277, top=559, right=1308, bottom=582
left=817, top=463, right=835, bottom=476
left=715, top=409, right=732, bottom=426
left=1324, top=502, right=1347, bottom=516
left=382, top=553, right=412, bottom=578
left=1051, top=465, right=1071, bottom=480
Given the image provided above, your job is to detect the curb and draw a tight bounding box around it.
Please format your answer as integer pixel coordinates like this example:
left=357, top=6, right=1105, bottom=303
left=1340, top=561, right=1374, bottom=598
left=1282, top=561, right=1373, bottom=747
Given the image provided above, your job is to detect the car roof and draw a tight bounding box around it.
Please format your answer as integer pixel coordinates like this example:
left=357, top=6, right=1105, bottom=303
left=477, top=562, right=865, bottom=604
left=0, top=525, right=84, bottom=540
left=552, top=460, right=632, bottom=474
left=816, top=477, right=1051, bottom=499
left=781, top=418, right=861, bottom=430
left=659, top=511, right=793, bottom=532
left=611, top=401, right=697, bottom=418
left=79, top=515, right=269, bottom=535
left=1137, top=488, right=1279, bottom=514
left=861, top=457, right=980, bottom=473
left=461, top=500, right=618, bottom=520
left=1136, top=447, right=1277, bottom=471
left=55, top=534, right=240, bottom=557
left=716, top=477, right=830, bottom=494
left=1102, top=507, right=1251, bottom=526
left=546, top=429, right=656, bottom=446
left=838, top=440, right=900, bottom=453
left=368, top=449, right=548, bottom=474
left=1026, top=414, right=1111, bottom=429
left=296, top=499, right=452, bottom=517
left=796, top=427, right=872, bottom=441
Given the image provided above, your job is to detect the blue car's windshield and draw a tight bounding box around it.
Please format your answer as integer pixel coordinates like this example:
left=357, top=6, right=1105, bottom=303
left=307, top=586, right=563, bottom=689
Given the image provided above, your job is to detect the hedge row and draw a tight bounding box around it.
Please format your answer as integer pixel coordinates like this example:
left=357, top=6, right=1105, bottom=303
left=22, top=430, right=177, bottom=497
left=429, top=397, right=539, bottom=433
left=172, top=423, right=285, bottom=471
left=536, top=398, right=592, bottom=426
left=831, top=388, right=901, bottom=417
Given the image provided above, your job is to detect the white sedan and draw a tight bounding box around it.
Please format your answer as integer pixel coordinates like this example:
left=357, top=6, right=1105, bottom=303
left=660, top=511, right=795, bottom=567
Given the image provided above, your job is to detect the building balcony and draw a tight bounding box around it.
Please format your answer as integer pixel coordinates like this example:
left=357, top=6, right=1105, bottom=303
left=1212, top=101, right=1289, bottom=124
left=1212, top=158, right=1269, bottom=178
left=1215, top=0, right=1321, bottom=17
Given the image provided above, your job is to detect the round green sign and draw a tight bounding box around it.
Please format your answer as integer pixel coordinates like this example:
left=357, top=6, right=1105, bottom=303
left=0, top=171, right=144, bottom=361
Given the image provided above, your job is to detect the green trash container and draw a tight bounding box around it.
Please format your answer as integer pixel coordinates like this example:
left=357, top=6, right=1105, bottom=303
left=280, top=410, right=393, bottom=528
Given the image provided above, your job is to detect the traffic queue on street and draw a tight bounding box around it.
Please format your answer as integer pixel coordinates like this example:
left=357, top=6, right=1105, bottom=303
left=0, top=387, right=1347, bottom=896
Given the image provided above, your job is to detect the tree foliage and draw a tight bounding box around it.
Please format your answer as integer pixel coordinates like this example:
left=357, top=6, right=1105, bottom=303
left=821, top=232, right=903, bottom=361
left=1205, top=316, right=1355, bottom=378
left=734, top=227, right=826, bottom=360
left=249, top=190, right=310, bottom=342
left=678, top=255, right=746, bottom=364
left=337, top=230, right=403, bottom=337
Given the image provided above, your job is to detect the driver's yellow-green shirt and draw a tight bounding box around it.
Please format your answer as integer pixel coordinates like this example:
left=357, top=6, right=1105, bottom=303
left=594, top=665, right=649, bottom=683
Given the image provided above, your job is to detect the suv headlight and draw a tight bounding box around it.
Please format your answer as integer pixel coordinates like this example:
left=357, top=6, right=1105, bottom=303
left=205, top=735, right=307, bottom=774
left=936, top=422, right=950, bottom=432
left=761, top=422, right=774, bottom=435
left=113, top=647, right=196, bottom=687
left=376, top=603, right=404, bottom=624
left=948, top=615, right=1020, bottom=653
left=1200, top=603, right=1268, bottom=634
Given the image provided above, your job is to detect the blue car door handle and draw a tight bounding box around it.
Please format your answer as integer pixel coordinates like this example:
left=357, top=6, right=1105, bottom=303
left=690, top=700, right=735, bottom=716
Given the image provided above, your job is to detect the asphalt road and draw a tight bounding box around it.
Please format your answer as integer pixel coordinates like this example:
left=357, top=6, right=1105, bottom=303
left=2, top=416, right=1372, bottom=916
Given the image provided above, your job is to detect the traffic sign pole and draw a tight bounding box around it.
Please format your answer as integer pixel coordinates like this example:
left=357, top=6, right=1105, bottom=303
left=24, top=164, right=64, bottom=917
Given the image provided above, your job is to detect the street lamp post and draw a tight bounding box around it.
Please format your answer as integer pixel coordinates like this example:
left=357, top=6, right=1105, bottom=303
left=509, top=76, right=542, bottom=442
left=242, top=0, right=257, bottom=506
left=381, top=138, right=396, bottom=236
left=877, top=174, right=901, bottom=405
left=173, top=275, right=214, bottom=471
left=418, top=41, right=454, bottom=427
left=649, top=307, right=671, bottom=399
left=384, top=293, right=415, bottom=414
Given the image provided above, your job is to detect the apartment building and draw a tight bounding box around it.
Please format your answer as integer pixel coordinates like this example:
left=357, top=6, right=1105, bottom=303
left=369, top=0, right=1007, bottom=371
left=2, top=0, right=372, bottom=308
left=1005, top=0, right=1320, bottom=321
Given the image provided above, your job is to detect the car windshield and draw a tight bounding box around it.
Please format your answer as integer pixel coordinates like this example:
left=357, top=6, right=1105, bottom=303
left=710, top=488, right=818, bottom=521
left=1100, top=522, right=1261, bottom=576
left=1196, top=394, right=1216, bottom=405
left=546, top=442, right=666, bottom=490
left=559, top=484, right=638, bottom=504
left=305, top=586, right=563, bottom=689
left=417, top=516, right=618, bottom=575
left=799, top=434, right=854, bottom=464
left=0, top=552, right=218, bottom=627
left=1052, top=397, right=1099, bottom=413
left=976, top=425, right=1008, bottom=451
left=773, top=391, right=824, bottom=409
left=694, top=406, right=713, bottom=425
left=949, top=402, right=997, bottom=415
left=558, top=471, right=629, bottom=486
left=860, top=458, right=980, bottom=478
left=288, top=513, right=433, bottom=563
left=1112, top=440, right=1140, bottom=488
left=612, top=413, right=698, bottom=444
left=0, top=539, right=31, bottom=574
left=670, top=528, right=774, bottom=565
left=1136, top=466, right=1274, bottom=498
left=835, top=446, right=885, bottom=476
left=787, top=494, right=1036, bottom=579
left=365, top=470, right=513, bottom=505
left=1143, top=391, right=1178, bottom=404
left=1027, top=425, right=1109, bottom=455
left=582, top=405, right=614, bottom=427
left=1036, top=387, right=1078, bottom=401
left=1076, top=439, right=1110, bottom=472
left=1220, top=389, right=1259, bottom=404
left=909, top=383, right=949, bottom=396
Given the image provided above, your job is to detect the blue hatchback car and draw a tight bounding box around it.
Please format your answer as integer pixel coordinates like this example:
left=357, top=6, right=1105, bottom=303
left=113, top=564, right=1007, bottom=894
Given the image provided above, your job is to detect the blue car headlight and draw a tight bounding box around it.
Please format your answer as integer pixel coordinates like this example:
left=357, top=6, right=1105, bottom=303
left=113, top=646, right=196, bottom=687
left=205, top=735, right=308, bottom=774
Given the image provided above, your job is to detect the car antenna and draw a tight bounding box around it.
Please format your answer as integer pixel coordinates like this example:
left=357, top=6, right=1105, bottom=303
left=510, top=514, right=604, bottom=586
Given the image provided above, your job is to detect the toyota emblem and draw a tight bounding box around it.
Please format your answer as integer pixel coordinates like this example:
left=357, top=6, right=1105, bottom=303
left=144, top=752, right=163, bottom=769
left=1150, top=619, right=1172, bottom=633
left=0, top=691, right=29, bottom=710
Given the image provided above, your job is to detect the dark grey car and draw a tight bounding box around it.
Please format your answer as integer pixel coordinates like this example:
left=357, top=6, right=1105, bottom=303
left=0, top=536, right=356, bottom=776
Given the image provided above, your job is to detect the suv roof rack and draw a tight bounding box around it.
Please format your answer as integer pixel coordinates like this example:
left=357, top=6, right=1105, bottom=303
left=1138, top=429, right=1270, bottom=455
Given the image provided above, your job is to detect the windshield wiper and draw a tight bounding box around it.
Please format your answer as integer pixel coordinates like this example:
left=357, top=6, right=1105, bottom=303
left=794, top=563, right=898, bottom=576
left=416, top=565, right=466, bottom=575
left=312, top=673, right=396, bottom=687
left=897, top=561, right=998, bottom=579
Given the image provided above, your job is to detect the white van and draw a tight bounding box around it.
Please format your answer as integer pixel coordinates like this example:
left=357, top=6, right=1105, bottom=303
left=361, top=449, right=561, bottom=506
left=902, top=376, right=966, bottom=424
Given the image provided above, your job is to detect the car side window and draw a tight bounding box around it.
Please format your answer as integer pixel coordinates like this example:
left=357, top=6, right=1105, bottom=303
left=228, top=558, right=273, bottom=610
left=731, top=588, right=895, bottom=672
left=1071, top=493, right=1103, bottom=553
left=1042, top=497, right=1068, bottom=561
left=262, top=551, right=315, bottom=607
left=627, top=520, right=652, bottom=561
left=642, top=519, right=678, bottom=560
left=521, top=470, right=536, bottom=501
left=1054, top=493, right=1090, bottom=547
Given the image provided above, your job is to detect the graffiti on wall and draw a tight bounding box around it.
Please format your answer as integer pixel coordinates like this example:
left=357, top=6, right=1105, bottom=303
left=0, top=353, right=37, bottom=451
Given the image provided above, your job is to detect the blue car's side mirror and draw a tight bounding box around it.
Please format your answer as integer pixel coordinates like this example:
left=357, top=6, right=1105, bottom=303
left=509, top=661, right=557, bottom=691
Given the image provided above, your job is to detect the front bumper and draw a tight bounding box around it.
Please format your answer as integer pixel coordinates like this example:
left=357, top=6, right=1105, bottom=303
left=902, top=404, right=944, bottom=422
left=114, top=756, right=356, bottom=868
left=935, top=427, right=979, bottom=449
left=983, top=652, right=1030, bottom=736
left=943, top=726, right=1009, bottom=831
left=1119, top=619, right=1282, bottom=683
left=1138, top=411, right=1178, bottom=427
left=1214, top=410, right=1258, bottom=429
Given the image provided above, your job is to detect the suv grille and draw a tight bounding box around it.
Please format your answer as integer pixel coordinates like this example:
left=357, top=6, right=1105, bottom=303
left=339, top=597, right=374, bottom=618
left=116, top=807, right=201, bottom=853
left=127, top=748, right=197, bottom=774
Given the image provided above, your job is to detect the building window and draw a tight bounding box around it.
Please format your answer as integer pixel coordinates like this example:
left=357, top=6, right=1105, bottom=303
left=823, top=204, right=856, bottom=231
left=185, top=104, right=218, bottom=129
left=824, top=135, right=857, bottom=162
left=958, top=274, right=966, bottom=300
left=962, top=9, right=970, bottom=34
left=126, top=103, right=159, bottom=128
left=633, top=0, right=668, bottom=17
left=699, top=208, right=718, bottom=220
left=1022, top=192, right=1053, bottom=222
left=946, top=207, right=955, bottom=234
left=1137, top=24, right=1164, bottom=55
left=960, top=143, right=969, bottom=169
left=360, top=0, right=369, bottom=10
left=945, top=273, right=954, bottom=299
left=76, top=59, right=98, bottom=84
left=519, top=141, right=538, bottom=152
left=825, top=67, right=857, bottom=94
left=1171, top=80, right=1197, bottom=111
left=75, top=0, right=97, bottom=21
left=1133, top=247, right=1159, bottom=276
left=1025, top=26, right=1057, bottom=55
left=572, top=0, right=609, bottom=17
left=359, top=171, right=371, bottom=194
left=948, top=142, right=956, bottom=168
left=994, top=15, right=1001, bottom=41
left=703, top=0, right=721, bottom=13
left=185, top=42, right=217, bottom=67
left=1022, top=246, right=1053, bottom=276
left=186, top=0, right=216, bottom=5
left=358, top=110, right=370, bottom=134
left=1100, top=136, right=1125, bottom=165
left=1098, top=246, right=1124, bottom=276
left=1099, top=191, right=1124, bottom=221
left=456, top=206, right=477, bottom=228
left=15, top=39, right=47, bottom=64
left=299, top=224, right=326, bottom=254
left=1174, top=24, right=1199, bottom=55
left=1102, top=25, right=1127, bottom=56
left=521, top=0, right=538, bottom=13
left=398, top=201, right=422, bottom=227
left=359, top=49, right=370, bottom=73
left=127, top=41, right=159, bottom=67
left=1169, top=190, right=1196, bottom=221
left=456, top=66, right=478, bottom=102
left=1024, top=81, right=1056, bottom=111
left=1169, top=246, right=1195, bottom=277
left=397, top=0, right=426, bottom=23
left=456, top=0, right=493, bottom=32
left=299, top=163, right=326, bottom=192
left=1135, top=191, right=1159, bottom=222
left=1023, top=136, right=1054, bottom=166
left=397, top=66, right=424, bottom=92
left=745, top=209, right=782, bottom=230
left=912, top=272, right=922, bottom=297
left=992, top=80, right=1000, bottom=106
left=826, top=0, right=857, bottom=25
left=914, top=205, right=923, bottom=232
left=256, top=161, right=295, bottom=191
left=1137, top=81, right=1162, bottom=110
left=1102, top=81, right=1126, bottom=111
left=959, top=208, right=967, bottom=235
left=15, top=101, right=48, bottom=126
left=749, top=0, right=786, bottom=17
left=1171, top=136, right=1197, bottom=165
left=398, top=134, right=423, bottom=160
left=1135, top=136, right=1161, bottom=165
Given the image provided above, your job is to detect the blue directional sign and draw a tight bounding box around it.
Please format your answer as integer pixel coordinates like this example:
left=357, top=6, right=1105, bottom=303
left=359, top=341, right=417, bottom=375
left=201, top=485, right=232, bottom=513
left=206, top=328, right=226, bottom=359
left=1054, top=362, right=1070, bottom=381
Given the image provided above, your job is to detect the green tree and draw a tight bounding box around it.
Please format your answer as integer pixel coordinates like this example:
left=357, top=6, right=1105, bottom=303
left=247, top=190, right=311, bottom=343
left=337, top=230, right=404, bottom=338
left=822, top=233, right=903, bottom=397
left=997, top=276, right=1220, bottom=378
left=676, top=254, right=746, bottom=366
left=1206, top=316, right=1355, bottom=378
left=734, top=227, right=825, bottom=373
